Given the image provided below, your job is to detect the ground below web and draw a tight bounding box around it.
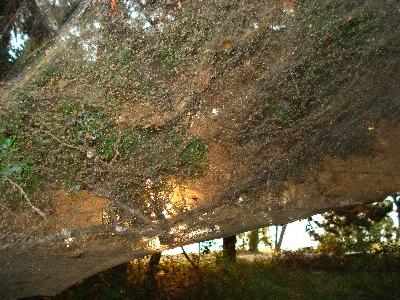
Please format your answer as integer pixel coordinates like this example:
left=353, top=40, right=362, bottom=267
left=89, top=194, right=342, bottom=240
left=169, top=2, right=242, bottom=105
left=21, top=250, right=400, bottom=300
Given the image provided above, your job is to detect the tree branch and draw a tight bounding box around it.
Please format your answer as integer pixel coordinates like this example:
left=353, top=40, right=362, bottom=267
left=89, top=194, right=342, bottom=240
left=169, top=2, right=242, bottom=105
left=108, top=130, right=122, bottom=166
left=290, top=72, right=301, bottom=97
left=114, top=200, right=154, bottom=225
left=41, top=121, right=121, bottom=166
left=2, top=175, right=47, bottom=220
left=181, top=246, right=200, bottom=271
left=46, top=130, right=87, bottom=152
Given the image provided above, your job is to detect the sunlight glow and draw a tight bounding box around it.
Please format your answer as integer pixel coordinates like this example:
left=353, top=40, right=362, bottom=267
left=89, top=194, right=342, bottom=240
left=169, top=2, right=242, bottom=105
left=9, top=31, right=29, bottom=60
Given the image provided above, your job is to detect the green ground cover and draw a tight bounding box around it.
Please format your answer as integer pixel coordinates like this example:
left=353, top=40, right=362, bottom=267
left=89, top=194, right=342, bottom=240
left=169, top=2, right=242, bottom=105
left=41, top=249, right=400, bottom=300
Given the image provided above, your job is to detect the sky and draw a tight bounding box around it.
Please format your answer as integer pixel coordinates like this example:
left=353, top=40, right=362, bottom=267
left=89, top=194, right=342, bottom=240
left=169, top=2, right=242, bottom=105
left=163, top=217, right=321, bottom=255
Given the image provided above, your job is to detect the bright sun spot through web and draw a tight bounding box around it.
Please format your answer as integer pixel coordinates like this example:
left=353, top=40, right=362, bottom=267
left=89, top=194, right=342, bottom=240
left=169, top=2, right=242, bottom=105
left=9, top=31, right=29, bottom=60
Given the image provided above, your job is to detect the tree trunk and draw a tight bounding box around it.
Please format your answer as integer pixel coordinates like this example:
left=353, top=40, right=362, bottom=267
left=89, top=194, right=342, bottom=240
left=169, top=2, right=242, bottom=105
left=249, top=229, right=259, bottom=253
left=393, top=194, right=400, bottom=242
left=114, top=261, right=130, bottom=274
left=275, top=225, right=287, bottom=253
left=144, top=251, right=162, bottom=300
left=223, top=235, right=236, bottom=263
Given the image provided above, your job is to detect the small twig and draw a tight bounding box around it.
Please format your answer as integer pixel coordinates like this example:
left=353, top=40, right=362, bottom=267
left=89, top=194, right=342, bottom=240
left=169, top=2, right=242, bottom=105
left=41, top=121, right=118, bottom=166
left=39, top=120, right=87, bottom=152
left=108, top=130, right=122, bottom=166
left=2, top=175, right=47, bottom=219
left=290, top=72, right=301, bottom=97
left=107, top=205, right=118, bottom=225
left=47, top=131, right=86, bottom=151
left=114, top=200, right=154, bottom=225
left=181, top=246, right=200, bottom=272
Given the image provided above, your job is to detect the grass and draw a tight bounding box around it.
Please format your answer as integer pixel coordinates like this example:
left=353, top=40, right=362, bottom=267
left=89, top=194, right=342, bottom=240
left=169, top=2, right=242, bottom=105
left=41, top=250, right=400, bottom=300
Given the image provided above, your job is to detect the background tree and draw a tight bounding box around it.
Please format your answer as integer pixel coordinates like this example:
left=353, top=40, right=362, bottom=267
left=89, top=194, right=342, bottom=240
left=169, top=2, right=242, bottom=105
left=237, top=228, right=272, bottom=253
left=307, top=199, right=395, bottom=253
left=223, top=236, right=237, bottom=263
left=390, top=193, right=400, bottom=242
left=274, top=225, right=287, bottom=253
left=0, top=0, right=54, bottom=78
left=0, top=0, right=80, bottom=79
left=248, top=229, right=259, bottom=253
left=144, top=252, right=162, bottom=300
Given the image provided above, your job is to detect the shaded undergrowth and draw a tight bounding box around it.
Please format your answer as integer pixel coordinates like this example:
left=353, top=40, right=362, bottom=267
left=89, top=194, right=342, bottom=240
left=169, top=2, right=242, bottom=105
left=35, top=250, right=400, bottom=300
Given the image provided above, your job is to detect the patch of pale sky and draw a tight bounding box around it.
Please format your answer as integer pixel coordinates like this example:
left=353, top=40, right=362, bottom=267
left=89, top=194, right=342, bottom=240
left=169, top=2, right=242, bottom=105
left=163, top=216, right=322, bottom=255
left=8, top=31, right=28, bottom=59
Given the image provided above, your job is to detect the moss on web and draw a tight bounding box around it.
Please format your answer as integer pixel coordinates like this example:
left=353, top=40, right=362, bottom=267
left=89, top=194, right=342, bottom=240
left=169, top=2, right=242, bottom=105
left=178, top=137, right=210, bottom=177
left=0, top=118, right=43, bottom=203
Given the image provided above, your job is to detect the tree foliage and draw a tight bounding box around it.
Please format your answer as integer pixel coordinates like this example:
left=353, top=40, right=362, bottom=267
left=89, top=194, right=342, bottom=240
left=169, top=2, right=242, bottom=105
left=0, top=0, right=67, bottom=78
left=307, top=199, right=396, bottom=253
